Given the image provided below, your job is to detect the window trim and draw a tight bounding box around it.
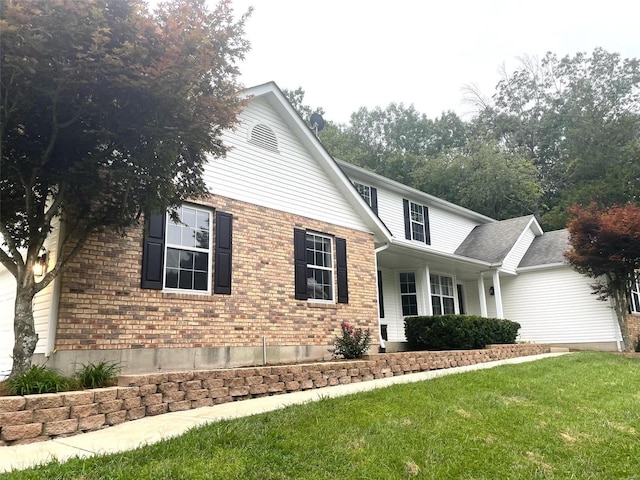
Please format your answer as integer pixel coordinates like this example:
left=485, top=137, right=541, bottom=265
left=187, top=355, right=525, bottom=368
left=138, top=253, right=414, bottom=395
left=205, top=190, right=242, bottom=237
left=399, top=272, right=418, bottom=317
left=353, top=182, right=378, bottom=215
left=430, top=274, right=456, bottom=315
left=163, top=204, right=213, bottom=295
left=305, top=231, right=336, bottom=303
left=631, top=277, right=640, bottom=314
left=403, top=199, right=430, bottom=244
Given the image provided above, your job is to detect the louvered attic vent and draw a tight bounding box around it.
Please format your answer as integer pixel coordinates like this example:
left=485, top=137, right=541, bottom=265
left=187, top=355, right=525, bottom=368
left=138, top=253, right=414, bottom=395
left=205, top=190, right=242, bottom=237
left=248, top=123, right=279, bottom=153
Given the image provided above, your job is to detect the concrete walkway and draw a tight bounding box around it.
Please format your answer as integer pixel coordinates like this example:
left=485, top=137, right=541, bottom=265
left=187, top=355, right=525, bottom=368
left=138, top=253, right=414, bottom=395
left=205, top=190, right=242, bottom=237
left=0, top=352, right=569, bottom=473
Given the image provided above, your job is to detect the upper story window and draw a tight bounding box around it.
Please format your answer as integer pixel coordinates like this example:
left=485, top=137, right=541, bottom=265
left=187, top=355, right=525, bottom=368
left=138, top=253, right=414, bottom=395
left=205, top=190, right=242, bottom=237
left=165, top=205, right=212, bottom=292
left=248, top=123, right=279, bottom=153
left=403, top=199, right=430, bottom=245
left=400, top=272, right=418, bottom=316
left=430, top=274, right=455, bottom=315
left=354, top=182, right=371, bottom=206
left=353, top=182, right=378, bottom=215
left=410, top=203, right=426, bottom=242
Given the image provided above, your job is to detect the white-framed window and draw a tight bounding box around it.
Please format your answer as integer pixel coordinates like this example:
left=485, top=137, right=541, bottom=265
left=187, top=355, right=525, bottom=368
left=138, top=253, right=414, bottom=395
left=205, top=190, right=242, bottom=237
left=400, top=272, right=418, bottom=316
left=354, top=182, right=372, bottom=207
left=631, top=277, right=640, bottom=314
left=306, top=232, right=334, bottom=301
left=431, top=274, right=455, bottom=315
left=410, top=202, right=426, bottom=242
left=164, top=205, right=212, bottom=292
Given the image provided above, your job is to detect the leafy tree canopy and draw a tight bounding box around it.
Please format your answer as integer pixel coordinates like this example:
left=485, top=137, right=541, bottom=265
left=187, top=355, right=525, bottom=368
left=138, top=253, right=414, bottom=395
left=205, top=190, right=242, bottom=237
left=566, top=203, right=640, bottom=350
left=0, top=0, right=251, bottom=375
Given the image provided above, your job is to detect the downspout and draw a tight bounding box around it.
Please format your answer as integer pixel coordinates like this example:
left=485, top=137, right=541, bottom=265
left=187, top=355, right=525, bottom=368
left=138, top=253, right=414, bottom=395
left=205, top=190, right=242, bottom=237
left=374, top=244, right=389, bottom=351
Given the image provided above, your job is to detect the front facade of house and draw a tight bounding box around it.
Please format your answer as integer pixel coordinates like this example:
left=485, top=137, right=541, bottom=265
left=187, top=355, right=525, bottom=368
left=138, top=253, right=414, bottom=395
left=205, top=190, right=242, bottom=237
left=0, top=82, right=629, bottom=377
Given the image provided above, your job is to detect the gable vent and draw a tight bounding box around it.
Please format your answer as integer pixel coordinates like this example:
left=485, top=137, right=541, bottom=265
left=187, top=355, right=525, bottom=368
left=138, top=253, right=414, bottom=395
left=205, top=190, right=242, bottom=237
left=249, top=123, right=279, bottom=153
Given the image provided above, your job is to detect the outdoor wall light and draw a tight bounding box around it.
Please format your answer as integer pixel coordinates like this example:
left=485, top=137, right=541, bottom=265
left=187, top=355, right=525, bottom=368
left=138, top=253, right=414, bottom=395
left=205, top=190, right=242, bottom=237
left=33, top=250, right=48, bottom=278
left=489, top=286, right=495, bottom=296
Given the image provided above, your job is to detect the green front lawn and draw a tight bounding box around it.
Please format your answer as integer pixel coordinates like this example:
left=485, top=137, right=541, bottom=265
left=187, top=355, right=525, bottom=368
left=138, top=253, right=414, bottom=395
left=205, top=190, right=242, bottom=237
left=6, top=352, right=640, bottom=479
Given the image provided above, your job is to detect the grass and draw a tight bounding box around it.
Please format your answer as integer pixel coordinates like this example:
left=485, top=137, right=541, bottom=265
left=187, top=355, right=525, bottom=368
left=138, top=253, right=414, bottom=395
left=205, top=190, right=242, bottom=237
left=4, top=352, right=640, bottom=479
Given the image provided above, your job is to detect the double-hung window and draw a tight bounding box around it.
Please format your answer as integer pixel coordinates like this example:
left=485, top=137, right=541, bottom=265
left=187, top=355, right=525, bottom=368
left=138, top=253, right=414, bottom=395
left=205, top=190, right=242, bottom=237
left=305, top=232, right=334, bottom=301
left=430, top=274, right=455, bottom=315
left=403, top=199, right=430, bottom=244
left=400, top=272, right=418, bottom=316
left=410, top=203, right=426, bottom=242
left=294, top=229, right=349, bottom=304
left=631, top=277, right=640, bottom=314
left=141, top=206, right=232, bottom=294
left=354, top=182, right=371, bottom=206
left=353, top=182, right=378, bottom=214
left=165, top=205, right=212, bottom=292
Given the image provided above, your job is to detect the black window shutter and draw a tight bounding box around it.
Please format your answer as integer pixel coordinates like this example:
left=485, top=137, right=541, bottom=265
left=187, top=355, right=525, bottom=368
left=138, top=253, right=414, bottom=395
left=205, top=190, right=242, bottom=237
left=403, top=199, right=411, bottom=240
left=336, top=237, right=348, bottom=304
left=214, top=211, right=233, bottom=294
left=370, top=187, right=378, bottom=215
left=294, top=228, right=308, bottom=300
left=377, top=270, right=385, bottom=318
left=141, top=213, right=166, bottom=290
left=423, top=205, right=431, bottom=245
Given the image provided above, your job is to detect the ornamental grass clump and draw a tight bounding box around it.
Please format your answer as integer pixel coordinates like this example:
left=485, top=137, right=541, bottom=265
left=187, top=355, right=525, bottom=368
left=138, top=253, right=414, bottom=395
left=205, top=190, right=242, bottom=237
left=6, top=365, right=74, bottom=395
left=75, top=360, right=122, bottom=389
left=329, top=321, right=372, bottom=359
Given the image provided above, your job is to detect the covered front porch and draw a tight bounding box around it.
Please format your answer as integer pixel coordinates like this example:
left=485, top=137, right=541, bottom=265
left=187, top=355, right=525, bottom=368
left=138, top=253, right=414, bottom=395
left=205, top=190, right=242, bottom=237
left=375, top=242, right=513, bottom=348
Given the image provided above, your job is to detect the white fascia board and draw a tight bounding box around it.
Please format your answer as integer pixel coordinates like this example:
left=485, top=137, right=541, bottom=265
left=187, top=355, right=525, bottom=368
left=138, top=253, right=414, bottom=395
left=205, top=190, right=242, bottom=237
left=240, top=83, right=392, bottom=243
left=336, top=159, right=496, bottom=224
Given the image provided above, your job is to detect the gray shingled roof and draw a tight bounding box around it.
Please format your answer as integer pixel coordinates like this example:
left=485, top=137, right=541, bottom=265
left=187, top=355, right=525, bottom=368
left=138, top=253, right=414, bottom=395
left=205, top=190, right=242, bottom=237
left=518, top=229, right=569, bottom=268
left=454, top=216, right=534, bottom=263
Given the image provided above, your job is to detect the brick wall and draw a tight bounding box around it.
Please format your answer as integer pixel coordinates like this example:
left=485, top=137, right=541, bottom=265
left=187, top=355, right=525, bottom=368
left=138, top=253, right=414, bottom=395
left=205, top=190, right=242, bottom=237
left=627, top=314, right=640, bottom=350
left=0, top=344, right=551, bottom=445
left=55, top=194, right=379, bottom=353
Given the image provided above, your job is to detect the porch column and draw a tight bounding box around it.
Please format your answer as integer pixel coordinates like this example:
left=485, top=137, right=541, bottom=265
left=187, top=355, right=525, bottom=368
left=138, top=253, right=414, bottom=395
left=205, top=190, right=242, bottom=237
left=478, top=272, right=488, bottom=317
left=492, top=270, right=504, bottom=319
left=422, top=265, right=432, bottom=316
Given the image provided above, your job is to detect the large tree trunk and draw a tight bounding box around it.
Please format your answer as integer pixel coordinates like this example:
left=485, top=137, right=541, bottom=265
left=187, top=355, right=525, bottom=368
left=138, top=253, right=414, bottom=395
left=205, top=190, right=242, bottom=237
left=612, top=290, right=631, bottom=352
left=11, top=289, right=39, bottom=377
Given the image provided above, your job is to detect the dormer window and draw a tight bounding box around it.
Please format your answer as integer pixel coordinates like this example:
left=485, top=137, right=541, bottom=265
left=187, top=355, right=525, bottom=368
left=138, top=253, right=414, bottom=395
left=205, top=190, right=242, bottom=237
left=248, top=123, right=279, bottom=153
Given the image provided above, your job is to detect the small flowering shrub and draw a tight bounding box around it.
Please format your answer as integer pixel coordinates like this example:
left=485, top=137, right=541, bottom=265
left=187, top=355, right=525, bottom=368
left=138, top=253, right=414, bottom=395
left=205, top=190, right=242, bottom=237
left=329, top=321, right=372, bottom=359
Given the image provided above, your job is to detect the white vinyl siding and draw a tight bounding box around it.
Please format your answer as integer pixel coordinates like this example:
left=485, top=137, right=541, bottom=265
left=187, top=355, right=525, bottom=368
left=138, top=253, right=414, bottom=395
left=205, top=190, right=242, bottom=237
left=0, top=221, right=60, bottom=378
left=375, top=187, right=481, bottom=253
left=501, top=267, right=619, bottom=344
left=378, top=268, right=405, bottom=342
left=210, top=97, right=369, bottom=232
left=0, top=269, right=15, bottom=378
left=502, top=226, right=536, bottom=273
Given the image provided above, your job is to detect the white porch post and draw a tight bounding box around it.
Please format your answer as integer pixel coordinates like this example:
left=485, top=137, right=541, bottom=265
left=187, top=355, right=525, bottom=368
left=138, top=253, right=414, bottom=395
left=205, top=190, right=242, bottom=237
left=478, top=272, right=488, bottom=318
left=422, top=266, right=432, bottom=316
left=492, top=270, right=504, bottom=319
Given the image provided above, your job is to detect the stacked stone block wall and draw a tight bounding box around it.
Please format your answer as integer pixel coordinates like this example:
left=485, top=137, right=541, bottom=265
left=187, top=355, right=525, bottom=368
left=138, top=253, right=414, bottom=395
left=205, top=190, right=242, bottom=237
left=0, top=344, right=550, bottom=445
left=55, top=194, right=379, bottom=353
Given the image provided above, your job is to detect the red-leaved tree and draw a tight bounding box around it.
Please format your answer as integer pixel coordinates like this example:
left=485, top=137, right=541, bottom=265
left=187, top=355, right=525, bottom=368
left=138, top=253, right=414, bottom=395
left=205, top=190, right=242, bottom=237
left=565, top=203, right=640, bottom=350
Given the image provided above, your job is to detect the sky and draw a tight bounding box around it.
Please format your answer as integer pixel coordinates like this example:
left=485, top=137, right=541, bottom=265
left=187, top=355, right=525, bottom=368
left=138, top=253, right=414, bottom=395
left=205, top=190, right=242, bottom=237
left=228, top=0, right=640, bottom=125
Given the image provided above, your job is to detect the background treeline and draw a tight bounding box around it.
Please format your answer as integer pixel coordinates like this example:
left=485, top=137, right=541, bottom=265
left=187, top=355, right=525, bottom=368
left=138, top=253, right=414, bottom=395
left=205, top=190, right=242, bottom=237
left=286, top=48, right=640, bottom=230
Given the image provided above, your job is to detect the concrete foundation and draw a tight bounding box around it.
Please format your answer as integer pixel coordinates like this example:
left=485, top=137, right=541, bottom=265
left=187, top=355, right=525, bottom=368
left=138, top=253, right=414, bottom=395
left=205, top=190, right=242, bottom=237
left=33, top=344, right=334, bottom=376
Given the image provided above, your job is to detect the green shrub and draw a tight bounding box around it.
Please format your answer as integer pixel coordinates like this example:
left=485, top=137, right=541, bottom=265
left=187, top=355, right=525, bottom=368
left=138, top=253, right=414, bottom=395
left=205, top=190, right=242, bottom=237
left=329, top=321, right=372, bottom=359
left=7, top=365, right=74, bottom=395
left=404, top=315, right=520, bottom=351
left=75, top=360, right=122, bottom=389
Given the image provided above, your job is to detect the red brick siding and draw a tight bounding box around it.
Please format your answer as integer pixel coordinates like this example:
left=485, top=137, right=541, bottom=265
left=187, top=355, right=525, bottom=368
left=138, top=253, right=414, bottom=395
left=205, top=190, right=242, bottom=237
left=55, top=195, right=379, bottom=351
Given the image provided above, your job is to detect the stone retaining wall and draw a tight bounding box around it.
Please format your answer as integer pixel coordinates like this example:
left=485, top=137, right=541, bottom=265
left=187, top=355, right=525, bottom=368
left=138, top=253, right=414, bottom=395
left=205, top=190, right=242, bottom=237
left=0, top=344, right=550, bottom=446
